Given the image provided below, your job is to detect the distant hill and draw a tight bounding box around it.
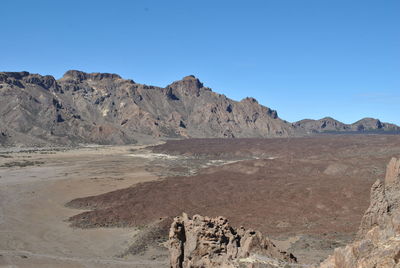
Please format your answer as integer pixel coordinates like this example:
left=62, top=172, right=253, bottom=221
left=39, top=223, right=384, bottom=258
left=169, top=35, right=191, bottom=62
left=0, top=70, right=398, bottom=146
left=294, top=117, right=399, bottom=134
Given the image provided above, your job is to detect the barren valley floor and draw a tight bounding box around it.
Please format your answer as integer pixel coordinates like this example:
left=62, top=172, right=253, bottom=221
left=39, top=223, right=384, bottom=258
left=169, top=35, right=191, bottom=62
left=0, top=145, right=169, bottom=268
left=1, top=135, right=400, bottom=267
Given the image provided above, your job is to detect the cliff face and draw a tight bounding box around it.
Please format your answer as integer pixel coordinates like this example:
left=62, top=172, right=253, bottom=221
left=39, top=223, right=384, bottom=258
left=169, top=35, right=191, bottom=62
left=0, top=71, right=293, bottom=146
left=319, top=157, right=400, bottom=268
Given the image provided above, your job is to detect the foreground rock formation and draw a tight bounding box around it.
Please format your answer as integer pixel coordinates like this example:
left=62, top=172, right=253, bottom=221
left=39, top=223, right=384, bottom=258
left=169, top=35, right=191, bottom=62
left=168, top=213, right=297, bottom=268
left=319, top=157, right=400, bottom=268
left=0, top=70, right=398, bottom=146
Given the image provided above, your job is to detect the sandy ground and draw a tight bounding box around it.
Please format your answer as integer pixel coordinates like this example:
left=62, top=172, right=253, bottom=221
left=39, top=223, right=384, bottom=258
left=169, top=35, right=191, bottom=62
left=0, top=145, right=168, bottom=268
left=0, top=144, right=250, bottom=268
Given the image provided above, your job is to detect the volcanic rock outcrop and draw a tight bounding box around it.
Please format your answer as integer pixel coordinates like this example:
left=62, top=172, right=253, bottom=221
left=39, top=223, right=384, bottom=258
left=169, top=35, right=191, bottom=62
left=168, top=213, right=297, bottom=268
left=318, top=157, right=400, bottom=268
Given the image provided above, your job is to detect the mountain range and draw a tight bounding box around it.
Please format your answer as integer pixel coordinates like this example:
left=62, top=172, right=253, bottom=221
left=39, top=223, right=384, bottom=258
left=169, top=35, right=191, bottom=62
left=0, top=70, right=398, bottom=146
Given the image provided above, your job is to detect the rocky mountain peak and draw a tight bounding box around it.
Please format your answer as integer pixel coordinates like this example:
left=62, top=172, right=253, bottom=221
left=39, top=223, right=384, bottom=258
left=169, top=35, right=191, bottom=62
left=356, top=117, right=380, bottom=122
left=60, top=70, right=87, bottom=81
left=320, top=117, right=336, bottom=121
left=353, top=117, right=383, bottom=130
left=167, top=75, right=209, bottom=97
left=24, top=74, right=57, bottom=90
left=182, top=75, right=198, bottom=81
left=0, top=72, right=30, bottom=87
left=61, top=70, right=123, bottom=82
left=0, top=71, right=30, bottom=80
left=0, top=71, right=57, bottom=90
left=241, top=97, right=259, bottom=104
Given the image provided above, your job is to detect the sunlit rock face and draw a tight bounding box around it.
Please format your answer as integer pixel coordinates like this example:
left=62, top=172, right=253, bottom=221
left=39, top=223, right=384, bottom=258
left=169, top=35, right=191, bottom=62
left=319, top=157, right=400, bottom=268
left=168, top=213, right=297, bottom=268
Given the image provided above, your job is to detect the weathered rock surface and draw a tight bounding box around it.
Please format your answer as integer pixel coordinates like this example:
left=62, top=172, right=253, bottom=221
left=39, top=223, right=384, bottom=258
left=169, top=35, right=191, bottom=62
left=318, top=157, right=400, bottom=268
left=168, top=213, right=297, bottom=268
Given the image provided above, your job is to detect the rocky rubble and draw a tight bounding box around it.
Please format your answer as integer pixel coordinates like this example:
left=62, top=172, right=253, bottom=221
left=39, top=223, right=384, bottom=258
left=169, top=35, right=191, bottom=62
left=168, top=213, right=297, bottom=268
left=318, top=157, right=400, bottom=268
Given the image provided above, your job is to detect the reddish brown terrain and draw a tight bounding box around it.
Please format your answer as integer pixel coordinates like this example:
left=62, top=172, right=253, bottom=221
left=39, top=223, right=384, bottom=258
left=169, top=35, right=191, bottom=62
left=67, top=134, right=400, bottom=263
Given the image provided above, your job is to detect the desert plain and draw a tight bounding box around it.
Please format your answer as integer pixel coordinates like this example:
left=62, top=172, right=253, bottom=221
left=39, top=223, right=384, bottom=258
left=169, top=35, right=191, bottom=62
left=1, top=134, right=400, bottom=267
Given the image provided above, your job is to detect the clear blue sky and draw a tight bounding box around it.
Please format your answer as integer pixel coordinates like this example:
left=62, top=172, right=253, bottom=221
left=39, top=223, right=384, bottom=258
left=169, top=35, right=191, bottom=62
left=1, top=0, right=399, bottom=124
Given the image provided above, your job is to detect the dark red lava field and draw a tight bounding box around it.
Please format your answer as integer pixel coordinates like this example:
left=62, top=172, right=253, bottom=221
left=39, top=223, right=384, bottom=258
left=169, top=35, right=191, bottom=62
left=68, top=135, right=400, bottom=238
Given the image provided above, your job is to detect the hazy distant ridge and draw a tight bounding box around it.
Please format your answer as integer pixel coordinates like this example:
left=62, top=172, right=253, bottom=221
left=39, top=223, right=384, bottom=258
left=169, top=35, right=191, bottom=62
left=294, top=116, right=400, bottom=134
